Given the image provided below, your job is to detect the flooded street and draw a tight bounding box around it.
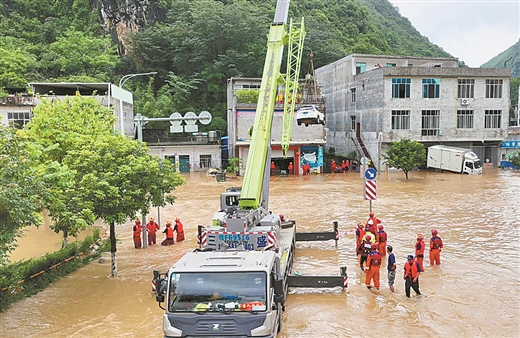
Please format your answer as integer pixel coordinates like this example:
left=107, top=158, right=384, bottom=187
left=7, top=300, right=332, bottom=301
left=1, top=169, right=520, bottom=337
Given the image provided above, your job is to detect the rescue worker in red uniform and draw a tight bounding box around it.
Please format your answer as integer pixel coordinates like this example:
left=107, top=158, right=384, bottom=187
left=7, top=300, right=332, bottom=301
left=331, top=159, right=337, bottom=173
left=404, top=255, right=422, bottom=297
left=287, top=162, right=293, bottom=175
left=146, top=217, right=160, bottom=245
left=365, top=243, right=382, bottom=290
left=270, top=161, right=275, bottom=175
left=174, top=217, right=185, bottom=242
left=133, top=219, right=142, bottom=249
left=355, top=222, right=365, bottom=256
left=161, top=221, right=175, bottom=246
left=341, top=160, right=346, bottom=172
left=377, top=224, right=388, bottom=256
left=366, top=219, right=379, bottom=242
left=429, top=229, right=444, bottom=265
left=358, top=234, right=373, bottom=270
left=415, top=233, right=426, bottom=271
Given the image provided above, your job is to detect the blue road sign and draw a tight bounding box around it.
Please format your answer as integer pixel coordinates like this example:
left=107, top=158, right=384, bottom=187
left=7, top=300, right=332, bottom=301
left=364, top=168, right=377, bottom=180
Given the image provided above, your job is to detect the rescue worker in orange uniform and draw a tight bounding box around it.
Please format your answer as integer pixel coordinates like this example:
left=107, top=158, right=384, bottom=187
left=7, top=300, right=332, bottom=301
left=146, top=217, right=160, bottom=245
left=355, top=222, right=365, bottom=256
left=429, top=229, right=444, bottom=265
left=133, top=219, right=142, bottom=249
left=287, top=162, right=294, bottom=175
left=366, top=219, right=379, bottom=242
left=415, top=233, right=426, bottom=271
left=174, top=217, right=185, bottom=242
left=270, top=161, right=275, bottom=175
left=358, top=234, right=373, bottom=270
left=331, top=159, right=337, bottom=173
left=365, top=243, right=382, bottom=290
left=341, top=160, right=346, bottom=172
left=161, top=221, right=175, bottom=246
left=377, top=224, right=388, bottom=256
left=404, top=255, right=422, bottom=297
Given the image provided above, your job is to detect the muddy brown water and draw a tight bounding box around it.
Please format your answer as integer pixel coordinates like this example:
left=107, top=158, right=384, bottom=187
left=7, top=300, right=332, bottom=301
left=1, top=169, right=519, bottom=337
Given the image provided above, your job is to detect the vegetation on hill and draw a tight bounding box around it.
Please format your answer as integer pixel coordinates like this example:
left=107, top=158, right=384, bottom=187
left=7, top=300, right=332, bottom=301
left=481, top=39, right=520, bottom=77
left=0, top=0, right=454, bottom=134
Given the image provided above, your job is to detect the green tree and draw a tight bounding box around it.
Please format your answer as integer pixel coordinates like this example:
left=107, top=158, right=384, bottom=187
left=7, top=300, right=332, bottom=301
left=383, top=138, right=426, bottom=180
left=44, top=29, right=119, bottom=79
left=26, top=95, right=185, bottom=276
left=510, top=150, right=520, bottom=168
left=0, top=125, right=47, bottom=263
left=24, top=96, right=116, bottom=247
left=0, top=37, right=36, bottom=89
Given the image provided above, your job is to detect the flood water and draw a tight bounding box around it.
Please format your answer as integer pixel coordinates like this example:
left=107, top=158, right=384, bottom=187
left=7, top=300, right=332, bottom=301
left=1, top=169, right=519, bottom=337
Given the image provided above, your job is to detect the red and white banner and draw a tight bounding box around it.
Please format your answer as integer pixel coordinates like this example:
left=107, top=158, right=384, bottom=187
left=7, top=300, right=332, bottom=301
left=364, top=180, right=377, bottom=200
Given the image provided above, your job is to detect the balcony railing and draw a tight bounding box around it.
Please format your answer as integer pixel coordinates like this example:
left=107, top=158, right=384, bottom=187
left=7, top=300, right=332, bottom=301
left=0, top=95, right=34, bottom=106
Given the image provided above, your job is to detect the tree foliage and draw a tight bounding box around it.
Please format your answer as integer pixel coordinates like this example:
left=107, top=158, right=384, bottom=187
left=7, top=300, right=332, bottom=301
left=383, top=138, right=426, bottom=180
left=0, top=125, right=47, bottom=263
left=510, top=150, right=520, bottom=168
left=24, top=95, right=185, bottom=275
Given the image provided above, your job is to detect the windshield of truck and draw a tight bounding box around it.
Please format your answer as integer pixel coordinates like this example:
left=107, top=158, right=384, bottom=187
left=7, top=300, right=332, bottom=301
left=167, top=272, right=267, bottom=313
left=474, top=160, right=482, bottom=169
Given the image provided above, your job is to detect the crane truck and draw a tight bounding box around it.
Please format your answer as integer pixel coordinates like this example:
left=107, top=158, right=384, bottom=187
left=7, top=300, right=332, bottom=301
left=153, top=1, right=346, bottom=337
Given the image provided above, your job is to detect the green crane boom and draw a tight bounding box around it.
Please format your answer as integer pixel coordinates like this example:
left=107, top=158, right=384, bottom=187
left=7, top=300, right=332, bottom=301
left=239, top=0, right=305, bottom=210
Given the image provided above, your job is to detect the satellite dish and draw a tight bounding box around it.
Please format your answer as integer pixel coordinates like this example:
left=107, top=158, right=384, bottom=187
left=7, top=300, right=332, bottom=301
left=199, top=111, right=212, bottom=125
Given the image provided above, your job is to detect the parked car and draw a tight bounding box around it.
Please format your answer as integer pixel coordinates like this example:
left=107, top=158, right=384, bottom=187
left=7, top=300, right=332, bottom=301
left=296, top=105, right=325, bottom=126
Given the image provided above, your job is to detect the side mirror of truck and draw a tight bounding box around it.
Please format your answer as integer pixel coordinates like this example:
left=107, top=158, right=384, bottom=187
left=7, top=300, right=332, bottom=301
left=273, top=278, right=285, bottom=303
left=156, top=293, right=164, bottom=303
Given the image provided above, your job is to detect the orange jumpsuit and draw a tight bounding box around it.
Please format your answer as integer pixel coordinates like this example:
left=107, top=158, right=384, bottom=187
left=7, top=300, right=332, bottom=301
left=287, top=163, right=293, bottom=175
left=415, top=239, right=426, bottom=270
left=161, top=225, right=175, bottom=246
left=378, top=230, right=387, bottom=256
left=331, top=161, right=337, bottom=173
left=174, top=219, right=185, bottom=242
left=270, top=162, right=275, bottom=175
left=365, top=250, right=382, bottom=289
left=133, top=222, right=142, bottom=249
left=430, top=236, right=444, bottom=265
left=146, top=220, right=160, bottom=245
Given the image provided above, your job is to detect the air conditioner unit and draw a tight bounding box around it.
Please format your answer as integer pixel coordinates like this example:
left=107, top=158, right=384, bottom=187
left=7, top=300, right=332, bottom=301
left=460, top=98, right=470, bottom=105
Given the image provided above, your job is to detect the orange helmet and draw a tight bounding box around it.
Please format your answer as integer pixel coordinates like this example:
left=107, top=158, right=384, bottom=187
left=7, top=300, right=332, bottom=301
left=149, top=217, right=154, bottom=221
left=417, top=234, right=424, bottom=240
left=135, top=219, right=141, bottom=223
left=166, top=221, right=172, bottom=226
left=371, top=243, right=377, bottom=250
left=365, top=235, right=372, bottom=241
left=378, top=225, right=384, bottom=230
left=369, top=212, right=374, bottom=217
left=432, top=229, right=438, bottom=235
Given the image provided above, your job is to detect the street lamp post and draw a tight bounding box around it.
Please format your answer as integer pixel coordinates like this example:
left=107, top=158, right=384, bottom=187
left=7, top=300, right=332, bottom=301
left=118, top=72, right=157, bottom=248
left=118, top=72, right=157, bottom=135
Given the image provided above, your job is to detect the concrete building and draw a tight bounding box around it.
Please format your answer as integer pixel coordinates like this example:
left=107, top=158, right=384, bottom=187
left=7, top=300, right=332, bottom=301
left=315, top=54, right=511, bottom=170
left=227, top=77, right=326, bottom=175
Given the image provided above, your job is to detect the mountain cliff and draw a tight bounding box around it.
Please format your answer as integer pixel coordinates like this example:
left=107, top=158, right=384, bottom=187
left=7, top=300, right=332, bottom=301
left=481, top=39, right=520, bottom=78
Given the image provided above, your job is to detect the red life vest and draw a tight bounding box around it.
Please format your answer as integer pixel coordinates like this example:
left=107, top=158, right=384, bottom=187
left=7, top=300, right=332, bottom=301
left=175, top=220, right=184, bottom=234
left=415, top=240, right=425, bottom=255
left=165, top=226, right=174, bottom=239
left=147, top=221, right=159, bottom=233
left=133, top=224, right=142, bottom=236
left=378, top=231, right=387, bottom=242
left=369, top=252, right=382, bottom=266
left=404, top=261, right=421, bottom=278
left=431, top=236, right=443, bottom=249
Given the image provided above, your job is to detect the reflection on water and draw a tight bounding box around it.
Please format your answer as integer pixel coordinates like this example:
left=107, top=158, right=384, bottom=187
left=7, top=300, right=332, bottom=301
left=1, top=169, right=519, bottom=337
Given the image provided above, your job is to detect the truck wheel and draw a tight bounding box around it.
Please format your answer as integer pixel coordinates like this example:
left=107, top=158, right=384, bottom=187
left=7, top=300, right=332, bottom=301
left=297, top=121, right=301, bottom=126
left=305, top=123, right=309, bottom=127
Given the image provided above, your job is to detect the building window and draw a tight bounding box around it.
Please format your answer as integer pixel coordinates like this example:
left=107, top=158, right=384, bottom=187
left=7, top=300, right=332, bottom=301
left=485, top=79, right=503, bottom=98
left=484, top=110, right=501, bottom=128
left=457, top=79, right=474, bottom=98
left=457, top=110, right=474, bottom=129
left=391, top=110, right=410, bottom=130
left=421, top=110, right=440, bottom=136
left=238, top=84, right=261, bottom=90
left=351, top=88, right=356, bottom=103
left=356, top=62, right=366, bottom=74
left=8, top=112, right=33, bottom=128
left=392, top=78, right=411, bottom=98
left=386, top=63, right=396, bottom=67
left=199, top=154, right=212, bottom=168
left=350, top=116, right=356, bottom=130
left=422, top=78, right=440, bottom=98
